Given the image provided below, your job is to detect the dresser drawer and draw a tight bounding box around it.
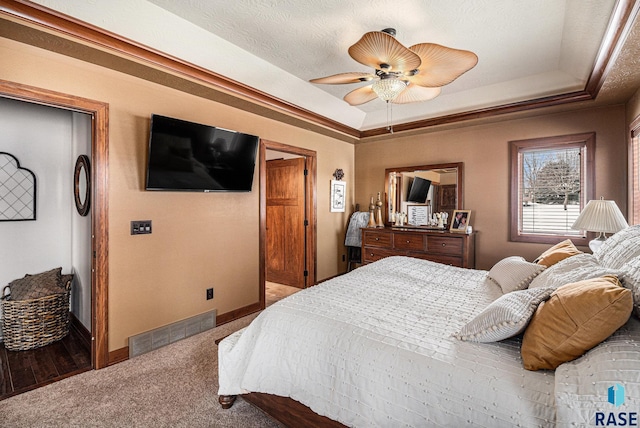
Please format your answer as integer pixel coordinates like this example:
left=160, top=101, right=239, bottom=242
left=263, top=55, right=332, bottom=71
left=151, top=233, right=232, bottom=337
left=363, top=230, right=392, bottom=247
left=411, top=252, right=463, bottom=267
left=363, top=247, right=395, bottom=263
left=393, top=232, right=425, bottom=251
left=427, top=236, right=463, bottom=255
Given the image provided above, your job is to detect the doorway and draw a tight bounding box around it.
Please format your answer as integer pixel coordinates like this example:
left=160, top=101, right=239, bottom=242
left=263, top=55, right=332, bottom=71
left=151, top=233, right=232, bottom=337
left=259, top=140, right=316, bottom=308
left=0, top=80, right=109, bottom=370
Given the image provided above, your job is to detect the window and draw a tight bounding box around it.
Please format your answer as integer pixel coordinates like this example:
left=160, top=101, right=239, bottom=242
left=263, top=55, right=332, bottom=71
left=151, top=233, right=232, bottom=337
left=510, top=133, right=595, bottom=245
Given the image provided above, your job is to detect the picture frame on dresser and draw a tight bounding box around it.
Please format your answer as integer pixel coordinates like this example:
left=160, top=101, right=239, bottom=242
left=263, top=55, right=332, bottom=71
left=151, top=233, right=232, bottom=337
left=450, top=209, right=471, bottom=232
left=406, top=204, right=430, bottom=226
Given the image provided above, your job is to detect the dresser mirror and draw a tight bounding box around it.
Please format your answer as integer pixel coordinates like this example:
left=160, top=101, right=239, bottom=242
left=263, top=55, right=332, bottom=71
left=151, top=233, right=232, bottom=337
left=384, top=162, right=463, bottom=227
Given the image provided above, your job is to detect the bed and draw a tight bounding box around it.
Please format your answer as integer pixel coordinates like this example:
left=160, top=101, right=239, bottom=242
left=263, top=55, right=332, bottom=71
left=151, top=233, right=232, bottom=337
left=218, top=225, right=640, bottom=427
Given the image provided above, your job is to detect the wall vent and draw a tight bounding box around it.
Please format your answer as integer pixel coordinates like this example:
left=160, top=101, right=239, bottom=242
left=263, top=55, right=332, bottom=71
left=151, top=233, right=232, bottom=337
left=128, top=309, right=216, bottom=358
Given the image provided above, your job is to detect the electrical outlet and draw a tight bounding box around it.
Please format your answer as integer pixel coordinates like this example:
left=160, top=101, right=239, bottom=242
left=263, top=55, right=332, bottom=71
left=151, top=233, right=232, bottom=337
left=206, top=288, right=214, bottom=300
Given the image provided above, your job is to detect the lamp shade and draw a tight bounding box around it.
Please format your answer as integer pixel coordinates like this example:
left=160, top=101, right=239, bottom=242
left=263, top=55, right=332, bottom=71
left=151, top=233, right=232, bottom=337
left=571, top=198, right=629, bottom=234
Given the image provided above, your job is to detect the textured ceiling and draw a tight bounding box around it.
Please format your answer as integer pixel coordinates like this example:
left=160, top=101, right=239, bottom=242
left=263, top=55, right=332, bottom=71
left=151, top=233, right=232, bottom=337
left=29, top=0, right=639, bottom=131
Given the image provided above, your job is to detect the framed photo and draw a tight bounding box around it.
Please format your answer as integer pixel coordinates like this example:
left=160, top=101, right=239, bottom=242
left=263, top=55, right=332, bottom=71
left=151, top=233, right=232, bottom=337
left=450, top=209, right=471, bottom=233
left=330, top=180, right=346, bottom=212
left=406, top=205, right=430, bottom=226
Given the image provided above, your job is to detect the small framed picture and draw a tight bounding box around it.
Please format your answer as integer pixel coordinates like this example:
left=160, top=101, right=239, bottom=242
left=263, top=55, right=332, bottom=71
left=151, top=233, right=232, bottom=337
left=450, top=209, right=471, bottom=233
left=330, top=180, right=346, bottom=212
left=406, top=205, right=429, bottom=226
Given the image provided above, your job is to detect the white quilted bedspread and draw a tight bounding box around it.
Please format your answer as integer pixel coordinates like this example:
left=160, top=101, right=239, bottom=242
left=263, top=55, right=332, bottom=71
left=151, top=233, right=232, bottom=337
left=218, top=256, right=557, bottom=427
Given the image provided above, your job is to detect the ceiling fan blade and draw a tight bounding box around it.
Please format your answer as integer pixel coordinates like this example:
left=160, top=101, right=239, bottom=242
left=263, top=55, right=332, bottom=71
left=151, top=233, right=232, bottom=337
left=348, top=31, right=421, bottom=72
left=343, top=85, right=379, bottom=106
left=407, top=43, right=478, bottom=87
left=309, top=72, right=375, bottom=84
left=392, top=85, right=442, bottom=104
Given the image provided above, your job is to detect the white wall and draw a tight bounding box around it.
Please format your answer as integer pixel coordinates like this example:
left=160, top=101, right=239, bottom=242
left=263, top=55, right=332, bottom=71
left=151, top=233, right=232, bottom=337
left=71, top=112, right=92, bottom=330
left=0, top=97, right=92, bottom=336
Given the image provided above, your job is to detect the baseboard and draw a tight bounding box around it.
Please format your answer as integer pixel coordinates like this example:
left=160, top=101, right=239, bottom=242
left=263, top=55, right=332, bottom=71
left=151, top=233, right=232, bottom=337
left=106, top=303, right=262, bottom=367
left=108, top=347, right=129, bottom=366
left=69, top=312, right=91, bottom=352
left=216, top=302, right=262, bottom=325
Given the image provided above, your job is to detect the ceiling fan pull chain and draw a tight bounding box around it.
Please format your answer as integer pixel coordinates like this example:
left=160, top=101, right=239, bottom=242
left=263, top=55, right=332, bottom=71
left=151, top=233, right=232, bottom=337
left=387, top=100, right=394, bottom=134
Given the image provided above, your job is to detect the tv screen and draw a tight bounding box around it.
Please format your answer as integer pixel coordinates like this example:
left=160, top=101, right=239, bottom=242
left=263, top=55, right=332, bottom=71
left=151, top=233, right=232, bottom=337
left=145, top=115, right=259, bottom=192
left=407, top=177, right=432, bottom=203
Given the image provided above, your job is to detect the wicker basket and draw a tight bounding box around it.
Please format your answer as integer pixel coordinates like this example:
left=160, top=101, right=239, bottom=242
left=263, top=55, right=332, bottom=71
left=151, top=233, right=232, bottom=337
left=1, top=272, right=72, bottom=351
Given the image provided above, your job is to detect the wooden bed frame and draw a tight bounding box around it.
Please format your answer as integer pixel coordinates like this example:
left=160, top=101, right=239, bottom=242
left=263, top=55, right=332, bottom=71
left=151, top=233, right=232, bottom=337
left=219, top=393, right=347, bottom=428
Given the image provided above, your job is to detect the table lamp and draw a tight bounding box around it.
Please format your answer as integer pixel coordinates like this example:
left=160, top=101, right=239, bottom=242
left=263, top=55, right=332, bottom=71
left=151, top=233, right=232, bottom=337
left=571, top=197, right=629, bottom=252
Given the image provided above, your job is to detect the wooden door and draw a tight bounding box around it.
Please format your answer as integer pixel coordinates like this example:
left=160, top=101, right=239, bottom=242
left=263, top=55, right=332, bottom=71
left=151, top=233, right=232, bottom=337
left=266, top=158, right=306, bottom=288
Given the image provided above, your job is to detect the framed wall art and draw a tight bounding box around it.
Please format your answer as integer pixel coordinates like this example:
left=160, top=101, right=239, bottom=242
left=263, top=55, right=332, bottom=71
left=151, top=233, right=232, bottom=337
left=0, top=152, right=36, bottom=221
left=330, top=180, right=346, bottom=212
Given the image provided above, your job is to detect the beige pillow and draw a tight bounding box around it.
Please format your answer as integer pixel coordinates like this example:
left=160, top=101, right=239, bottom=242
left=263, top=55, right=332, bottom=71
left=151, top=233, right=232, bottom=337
left=521, top=275, right=632, bottom=370
left=534, top=239, right=582, bottom=268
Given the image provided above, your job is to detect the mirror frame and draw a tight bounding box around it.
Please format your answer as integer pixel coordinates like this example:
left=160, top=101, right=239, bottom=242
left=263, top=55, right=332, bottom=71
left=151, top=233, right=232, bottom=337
left=74, top=154, right=91, bottom=216
left=384, top=162, right=464, bottom=226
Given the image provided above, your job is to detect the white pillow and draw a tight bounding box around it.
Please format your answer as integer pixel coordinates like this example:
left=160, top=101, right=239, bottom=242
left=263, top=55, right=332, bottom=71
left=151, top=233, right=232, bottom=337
left=595, top=225, right=640, bottom=269
left=487, top=256, right=546, bottom=293
left=621, top=257, right=640, bottom=319
left=529, top=253, right=619, bottom=290
left=454, top=287, right=554, bottom=342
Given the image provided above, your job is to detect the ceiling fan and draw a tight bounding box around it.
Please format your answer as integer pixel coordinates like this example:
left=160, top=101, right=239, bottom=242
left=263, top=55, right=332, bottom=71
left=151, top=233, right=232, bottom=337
left=310, top=28, right=478, bottom=107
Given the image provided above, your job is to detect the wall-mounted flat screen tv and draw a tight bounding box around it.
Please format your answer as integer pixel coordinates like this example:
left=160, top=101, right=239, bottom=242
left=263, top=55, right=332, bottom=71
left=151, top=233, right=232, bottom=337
left=407, top=177, right=432, bottom=203
left=145, top=114, right=259, bottom=192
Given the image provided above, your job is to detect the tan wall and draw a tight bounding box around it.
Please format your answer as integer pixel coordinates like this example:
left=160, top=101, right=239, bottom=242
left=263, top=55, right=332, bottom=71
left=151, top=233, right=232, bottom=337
left=356, top=106, right=628, bottom=270
left=1, top=37, right=354, bottom=350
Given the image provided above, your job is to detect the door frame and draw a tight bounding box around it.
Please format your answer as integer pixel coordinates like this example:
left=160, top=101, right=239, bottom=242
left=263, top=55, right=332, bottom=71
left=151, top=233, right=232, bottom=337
left=0, top=79, right=109, bottom=369
left=259, top=139, right=316, bottom=308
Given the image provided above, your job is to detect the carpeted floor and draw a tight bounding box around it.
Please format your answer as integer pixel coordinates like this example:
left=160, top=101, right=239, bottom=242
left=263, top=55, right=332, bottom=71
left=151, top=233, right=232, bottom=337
left=0, top=313, right=282, bottom=427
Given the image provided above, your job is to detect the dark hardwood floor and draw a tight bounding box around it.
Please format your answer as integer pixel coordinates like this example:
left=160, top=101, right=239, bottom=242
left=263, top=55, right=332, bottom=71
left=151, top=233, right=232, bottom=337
left=0, top=325, right=91, bottom=401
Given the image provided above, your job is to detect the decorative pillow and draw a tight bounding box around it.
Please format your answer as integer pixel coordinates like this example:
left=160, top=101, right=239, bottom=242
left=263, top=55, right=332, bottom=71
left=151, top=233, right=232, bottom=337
left=5, top=267, right=64, bottom=301
left=454, top=287, right=554, bottom=342
left=595, top=225, right=640, bottom=270
left=620, top=257, right=640, bottom=319
left=533, top=239, right=582, bottom=268
left=521, top=275, right=633, bottom=371
left=487, top=256, right=546, bottom=293
left=528, top=253, right=619, bottom=290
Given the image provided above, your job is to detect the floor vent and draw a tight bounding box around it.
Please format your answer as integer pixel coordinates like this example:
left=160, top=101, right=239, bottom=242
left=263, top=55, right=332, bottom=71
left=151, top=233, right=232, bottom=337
left=128, top=309, right=216, bottom=358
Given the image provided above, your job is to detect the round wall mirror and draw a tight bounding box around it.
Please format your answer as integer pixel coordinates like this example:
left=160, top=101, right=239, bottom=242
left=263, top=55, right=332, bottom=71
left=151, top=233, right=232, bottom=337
left=74, top=155, right=91, bottom=216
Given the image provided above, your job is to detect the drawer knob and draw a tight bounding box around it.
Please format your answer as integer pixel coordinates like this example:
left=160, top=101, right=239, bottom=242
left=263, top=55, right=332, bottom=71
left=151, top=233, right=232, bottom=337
left=406, top=240, right=410, bottom=243
left=370, top=253, right=374, bottom=257
left=375, top=237, right=379, bottom=241
left=442, top=243, right=446, bottom=247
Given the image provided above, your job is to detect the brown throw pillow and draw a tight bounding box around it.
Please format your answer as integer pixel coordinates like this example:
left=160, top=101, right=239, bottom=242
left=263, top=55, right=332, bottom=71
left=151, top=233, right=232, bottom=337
left=521, top=275, right=632, bottom=370
left=534, top=239, right=582, bottom=268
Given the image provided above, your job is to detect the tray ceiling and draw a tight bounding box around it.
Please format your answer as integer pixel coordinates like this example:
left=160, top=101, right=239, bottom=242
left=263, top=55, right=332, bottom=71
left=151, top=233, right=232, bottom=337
left=26, top=0, right=640, bottom=132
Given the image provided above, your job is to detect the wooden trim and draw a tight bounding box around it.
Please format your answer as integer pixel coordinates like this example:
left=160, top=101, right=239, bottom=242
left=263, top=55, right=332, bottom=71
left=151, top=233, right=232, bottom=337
left=0, top=0, right=636, bottom=140
left=107, top=347, right=129, bottom=366
left=0, top=0, right=359, bottom=139
left=260, top=140, right=318, bottom=294
left=242, top=392, right=347, bottom=428
left=0, top=79, right=109, bottom=370
left=584, top=0, right=640, bottom=96
left=509, top=132, right=595, bottom=245
left=630, top=116, right=640, bottom=224
left=69, top=312, right=91, bottom=352
left=216, top=302, right=262, bottom=326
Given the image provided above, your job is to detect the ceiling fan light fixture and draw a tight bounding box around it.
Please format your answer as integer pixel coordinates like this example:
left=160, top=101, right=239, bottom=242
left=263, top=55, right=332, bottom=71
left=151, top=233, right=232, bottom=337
left=372, top=78, right=407, bottom=101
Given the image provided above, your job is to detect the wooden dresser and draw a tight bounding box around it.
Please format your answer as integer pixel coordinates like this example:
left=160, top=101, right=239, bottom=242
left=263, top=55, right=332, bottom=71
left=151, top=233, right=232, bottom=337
left=361, top=227, right=476, bottom=268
